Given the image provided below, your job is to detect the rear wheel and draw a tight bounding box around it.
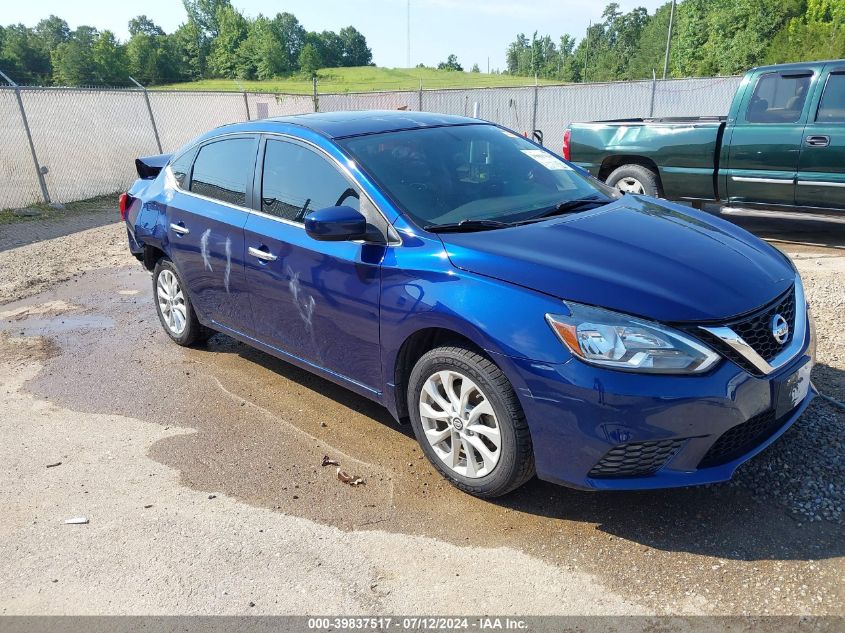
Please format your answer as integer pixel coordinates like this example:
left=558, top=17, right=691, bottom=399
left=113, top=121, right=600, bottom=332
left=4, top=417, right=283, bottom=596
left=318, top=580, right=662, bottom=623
left=407, top=346, right=534, bottom=498
left=153, top=258, right=212, bottom=346
left=606, top=164, right=662, bottom=198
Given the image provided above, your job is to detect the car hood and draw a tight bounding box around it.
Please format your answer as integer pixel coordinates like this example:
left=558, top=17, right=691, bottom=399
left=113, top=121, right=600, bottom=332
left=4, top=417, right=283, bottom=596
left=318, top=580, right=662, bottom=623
left=439, top=196, right=794, bottom=323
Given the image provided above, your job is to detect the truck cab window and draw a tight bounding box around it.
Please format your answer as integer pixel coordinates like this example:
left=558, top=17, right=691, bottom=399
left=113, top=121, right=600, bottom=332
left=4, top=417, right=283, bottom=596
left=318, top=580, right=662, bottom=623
left=817, top=73, right=845, bottom=123
left=747, top=73, right=811, bottom=124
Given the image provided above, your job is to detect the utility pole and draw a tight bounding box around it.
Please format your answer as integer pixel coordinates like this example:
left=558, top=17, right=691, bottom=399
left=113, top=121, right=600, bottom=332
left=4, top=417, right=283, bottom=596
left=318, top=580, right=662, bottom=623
left=406, top=0, right=411, bottom=68
left=583, top=20, right=591, bottom=83
left=662, top=0, right=676, bottom=80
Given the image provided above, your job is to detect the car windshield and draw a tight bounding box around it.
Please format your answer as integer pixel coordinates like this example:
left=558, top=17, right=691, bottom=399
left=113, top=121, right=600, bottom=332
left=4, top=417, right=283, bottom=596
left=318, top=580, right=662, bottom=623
left=338, top=124, right=616, bottom=229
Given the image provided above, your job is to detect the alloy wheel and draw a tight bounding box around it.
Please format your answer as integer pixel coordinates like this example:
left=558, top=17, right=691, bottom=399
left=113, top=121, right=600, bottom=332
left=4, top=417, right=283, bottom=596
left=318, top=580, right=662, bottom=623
left=157, top=269, right=187, bottom=336
left=418, top=370, right=502, bottom=478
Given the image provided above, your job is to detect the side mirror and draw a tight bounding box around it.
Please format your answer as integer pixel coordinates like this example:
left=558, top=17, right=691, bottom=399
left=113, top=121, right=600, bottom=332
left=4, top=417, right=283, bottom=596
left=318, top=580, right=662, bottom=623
left=304, top=206, right=367, bottom=242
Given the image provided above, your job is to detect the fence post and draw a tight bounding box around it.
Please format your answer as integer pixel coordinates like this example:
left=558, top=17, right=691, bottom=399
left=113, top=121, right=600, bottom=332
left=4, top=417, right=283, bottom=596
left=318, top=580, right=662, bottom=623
left=531, top=84, right=539, bottom=134
left=649, top=69, right=657, bottom=118
left=243, top=91, right=251, bottom=120
left=129, top=75, right=163, bottom=154
left=312, top=76, right=319, bottom=112
left=418, top=80, right=423, bottom=111
left=0, top=70, right=50, bottom=204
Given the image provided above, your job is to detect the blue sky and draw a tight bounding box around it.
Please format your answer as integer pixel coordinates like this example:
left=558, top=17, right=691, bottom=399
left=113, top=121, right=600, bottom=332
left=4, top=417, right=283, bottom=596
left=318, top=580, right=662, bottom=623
left=9, top=0, right=667, bottom=70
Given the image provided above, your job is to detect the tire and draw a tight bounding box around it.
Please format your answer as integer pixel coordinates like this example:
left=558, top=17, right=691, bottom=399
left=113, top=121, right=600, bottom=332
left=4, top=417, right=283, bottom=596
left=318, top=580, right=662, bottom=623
left=407, top=346, right=535, bottom=498
left=152, top=258, right=212, bottom=347
left=606, top=164, right=662, bottom=198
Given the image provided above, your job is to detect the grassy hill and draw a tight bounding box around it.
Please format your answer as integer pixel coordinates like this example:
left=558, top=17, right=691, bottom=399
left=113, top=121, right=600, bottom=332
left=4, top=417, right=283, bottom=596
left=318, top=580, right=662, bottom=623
left=154, top=66, right=555, bottom=94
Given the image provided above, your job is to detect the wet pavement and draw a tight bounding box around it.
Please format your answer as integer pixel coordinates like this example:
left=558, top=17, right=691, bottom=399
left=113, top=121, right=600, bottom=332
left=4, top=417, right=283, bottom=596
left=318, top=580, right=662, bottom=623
left=2, top=240, right=843, bottom=614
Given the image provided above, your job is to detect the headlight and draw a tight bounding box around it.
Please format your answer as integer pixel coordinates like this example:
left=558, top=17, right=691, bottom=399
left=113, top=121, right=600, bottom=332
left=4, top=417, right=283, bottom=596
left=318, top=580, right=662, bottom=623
left=546, top=302, right=720, bottom=374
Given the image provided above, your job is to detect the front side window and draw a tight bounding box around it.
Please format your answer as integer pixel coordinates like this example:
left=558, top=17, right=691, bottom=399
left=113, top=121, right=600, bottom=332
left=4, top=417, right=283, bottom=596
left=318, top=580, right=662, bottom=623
left=746, top=72, right=811, bottom=123
left=261, top=140, right=359, bottom=222
left=817, top=73, right=845, bottom=123
left=339, top=124, right=615, bottom=228
left=190, top=138, right=255, bottom=207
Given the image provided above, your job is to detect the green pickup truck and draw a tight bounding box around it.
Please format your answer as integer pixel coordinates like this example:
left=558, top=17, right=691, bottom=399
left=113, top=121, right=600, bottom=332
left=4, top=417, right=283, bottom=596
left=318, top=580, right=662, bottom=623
left=565, top=60, right=845, bottom=211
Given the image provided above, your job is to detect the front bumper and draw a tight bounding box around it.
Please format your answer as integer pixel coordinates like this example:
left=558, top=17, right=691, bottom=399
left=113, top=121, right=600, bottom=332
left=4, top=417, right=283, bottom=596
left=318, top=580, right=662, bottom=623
left=506, top=313, right=815, bottom=491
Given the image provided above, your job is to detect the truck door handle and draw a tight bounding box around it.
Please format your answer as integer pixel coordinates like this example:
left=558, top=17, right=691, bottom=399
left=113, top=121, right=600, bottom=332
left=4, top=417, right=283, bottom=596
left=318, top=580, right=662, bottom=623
left=806, top=135, right=831, bottom=147
left=248, top=245, right=278, bottom=262
left=169, top=222, right=189, bottom=235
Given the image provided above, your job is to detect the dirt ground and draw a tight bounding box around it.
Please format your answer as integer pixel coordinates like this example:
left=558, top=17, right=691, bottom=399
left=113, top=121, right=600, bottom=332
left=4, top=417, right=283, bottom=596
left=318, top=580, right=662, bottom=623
left=0, top=208, right=843, bottom=616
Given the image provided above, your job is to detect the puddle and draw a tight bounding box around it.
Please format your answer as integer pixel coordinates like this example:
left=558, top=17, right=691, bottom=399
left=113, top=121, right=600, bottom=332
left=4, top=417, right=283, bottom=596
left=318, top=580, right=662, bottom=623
left=0, top=314, right=115, bottom=336
left=11, top=265, right=845, bottom=615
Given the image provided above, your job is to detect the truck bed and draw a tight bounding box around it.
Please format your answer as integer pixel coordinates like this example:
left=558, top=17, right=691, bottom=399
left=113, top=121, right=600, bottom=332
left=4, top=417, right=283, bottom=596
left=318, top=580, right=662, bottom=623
left=569, top=118, right=726, bottom=201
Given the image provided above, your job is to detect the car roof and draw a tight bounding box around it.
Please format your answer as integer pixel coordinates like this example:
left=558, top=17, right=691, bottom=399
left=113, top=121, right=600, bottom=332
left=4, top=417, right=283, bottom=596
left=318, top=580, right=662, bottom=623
left=211, top=110, right=487, bottom=141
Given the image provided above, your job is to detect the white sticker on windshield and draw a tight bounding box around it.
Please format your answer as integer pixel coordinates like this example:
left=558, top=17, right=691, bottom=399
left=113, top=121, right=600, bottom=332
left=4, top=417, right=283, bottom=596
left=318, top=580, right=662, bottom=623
left=521, top=149, right=571, bottom=171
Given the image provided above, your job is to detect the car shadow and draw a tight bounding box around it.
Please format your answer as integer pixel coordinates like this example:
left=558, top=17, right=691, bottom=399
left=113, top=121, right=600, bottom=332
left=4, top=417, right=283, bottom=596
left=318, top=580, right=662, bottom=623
left=211, top=333, right=845, bottom=563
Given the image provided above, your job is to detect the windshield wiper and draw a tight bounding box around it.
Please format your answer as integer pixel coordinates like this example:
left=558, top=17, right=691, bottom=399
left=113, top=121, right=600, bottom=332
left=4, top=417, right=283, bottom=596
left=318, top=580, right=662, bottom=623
left=424, top=219, right=512, bottom=233
left=519, top=195, right=606, bottom=224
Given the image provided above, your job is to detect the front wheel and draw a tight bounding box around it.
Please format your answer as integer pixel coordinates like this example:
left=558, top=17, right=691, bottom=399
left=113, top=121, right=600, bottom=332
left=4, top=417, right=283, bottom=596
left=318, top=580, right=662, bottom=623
left=606, top=164, right=662, bottom=198
left=407, top=346, right=535, bottom=498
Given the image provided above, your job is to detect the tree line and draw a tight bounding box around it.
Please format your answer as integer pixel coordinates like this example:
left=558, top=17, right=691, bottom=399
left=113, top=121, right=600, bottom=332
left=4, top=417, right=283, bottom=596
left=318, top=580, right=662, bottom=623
left=0, top=0, right=372, bottom=86
left=506, top=0, right=845, bottom=82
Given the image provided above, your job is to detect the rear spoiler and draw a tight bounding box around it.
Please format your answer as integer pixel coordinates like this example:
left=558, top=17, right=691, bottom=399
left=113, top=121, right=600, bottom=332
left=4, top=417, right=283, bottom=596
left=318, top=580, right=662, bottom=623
left=135, top=153, right=172, bottom=180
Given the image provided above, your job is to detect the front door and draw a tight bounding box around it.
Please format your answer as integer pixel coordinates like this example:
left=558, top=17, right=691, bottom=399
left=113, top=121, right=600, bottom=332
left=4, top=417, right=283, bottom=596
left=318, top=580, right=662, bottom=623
left=166, top=135, right=257, bottom=331
left=725, top=70, right=815, bottom=206
left=796, top=66, right=845, bottom=210
left=242, top=136, right=387, bottom=393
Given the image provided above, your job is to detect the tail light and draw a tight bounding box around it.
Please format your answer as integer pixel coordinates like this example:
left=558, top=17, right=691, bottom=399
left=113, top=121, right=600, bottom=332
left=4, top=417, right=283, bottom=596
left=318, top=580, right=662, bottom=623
left=119, top=193, right=134, bottom=221
left=562, top=128, right=571, bottom=161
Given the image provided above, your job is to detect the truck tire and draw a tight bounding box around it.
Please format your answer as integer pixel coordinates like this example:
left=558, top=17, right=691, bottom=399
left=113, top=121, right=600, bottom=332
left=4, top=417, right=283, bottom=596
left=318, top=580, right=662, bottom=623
left=407, top=346, right=535, bottom=498
left=606, top=164, right=662, bottom=198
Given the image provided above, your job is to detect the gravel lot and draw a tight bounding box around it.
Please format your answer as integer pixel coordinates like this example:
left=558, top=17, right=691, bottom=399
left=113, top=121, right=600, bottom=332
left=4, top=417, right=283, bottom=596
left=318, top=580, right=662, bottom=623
left=0, top=208, right=843, bottom=615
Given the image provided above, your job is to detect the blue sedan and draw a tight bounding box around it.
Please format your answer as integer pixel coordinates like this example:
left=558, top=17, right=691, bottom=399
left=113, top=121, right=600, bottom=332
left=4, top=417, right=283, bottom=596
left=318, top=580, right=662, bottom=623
left=121, top=111, right=815, bottom=497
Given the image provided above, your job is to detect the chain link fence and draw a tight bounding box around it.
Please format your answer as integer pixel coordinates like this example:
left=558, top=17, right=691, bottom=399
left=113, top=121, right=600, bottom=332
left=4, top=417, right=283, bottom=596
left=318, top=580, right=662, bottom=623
left=0, top=75, right=742, bottom=210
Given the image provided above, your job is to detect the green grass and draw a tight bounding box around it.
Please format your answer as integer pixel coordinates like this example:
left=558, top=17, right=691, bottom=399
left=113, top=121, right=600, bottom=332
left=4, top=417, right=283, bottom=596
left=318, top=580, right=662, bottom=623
left=153, top=66, right=555, bottom=94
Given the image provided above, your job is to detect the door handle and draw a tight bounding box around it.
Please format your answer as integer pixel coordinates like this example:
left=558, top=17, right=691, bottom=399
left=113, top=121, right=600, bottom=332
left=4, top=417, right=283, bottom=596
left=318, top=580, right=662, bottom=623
left=169, top=222, right=189, bottom=235
left=805, top=135, right=831, bottom=147
left=248, top=246, right=278, bottom=262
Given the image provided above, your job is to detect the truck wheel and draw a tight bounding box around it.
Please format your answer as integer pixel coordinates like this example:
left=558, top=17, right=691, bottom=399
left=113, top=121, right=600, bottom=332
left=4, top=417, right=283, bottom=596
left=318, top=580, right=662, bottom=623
left=606, top=164, right=662, bottom=198
left=152, top=258, right=212, bottom=347
left=407, top=346, right=535, bottom=498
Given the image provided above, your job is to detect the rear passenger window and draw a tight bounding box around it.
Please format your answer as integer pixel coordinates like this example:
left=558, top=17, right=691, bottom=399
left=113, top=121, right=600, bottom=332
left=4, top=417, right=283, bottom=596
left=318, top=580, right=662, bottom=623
left=817, top=73, right=845, bottom=123
left=190, top=138, right=255, bottom=207
left=169, top=150, right=194, bottom=188
left=746, top=73, right=812, bottom=123
left=260, top=140, right=359, bottom=222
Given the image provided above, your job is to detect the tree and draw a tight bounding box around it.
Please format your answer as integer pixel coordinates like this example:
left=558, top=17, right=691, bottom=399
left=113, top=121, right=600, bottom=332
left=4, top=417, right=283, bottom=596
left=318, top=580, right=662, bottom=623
left=338, top=26, right=372, bottom=66
left=272, top=13, right=306, bottom=73
left=2, top=24, right=52, bottom=83
left=51, top=26, right=99, bottom=85
left=437, top=54, right=462, bottom=71
left=91, top=30, right=128, bottom=84
left=34, top=15, right=69, bottom=55
left=182, top=0, right=231, bottom=37
left=471, top=63, right=480, bottom=72
left=172, top=20, right=207, bottom=80
left=207, top=4, right=247, bottom=77
left=129, top=15, right=164, bottom=37
left=298, top=41, right=321, bottom=76
left=237, top=15, right=284, bottom=80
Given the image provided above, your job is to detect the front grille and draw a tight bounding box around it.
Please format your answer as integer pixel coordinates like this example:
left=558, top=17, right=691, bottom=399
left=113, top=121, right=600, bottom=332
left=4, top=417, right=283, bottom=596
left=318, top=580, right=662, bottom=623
left=689, top=286, right=796, bottom=375
left=588, top=439, right=685, bottom=478
left=698, top=409, right=781, bottom=468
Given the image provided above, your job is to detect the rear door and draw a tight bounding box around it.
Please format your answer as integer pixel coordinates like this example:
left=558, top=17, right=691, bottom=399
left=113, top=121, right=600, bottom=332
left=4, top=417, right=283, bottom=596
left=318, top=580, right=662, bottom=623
left=796, top=65, right=845, bottom=210
left=725, top=70, right=815, bottom=206
left=166, top=135, right=258, bottom=331
left=242, top=136, right=390, bottom=394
